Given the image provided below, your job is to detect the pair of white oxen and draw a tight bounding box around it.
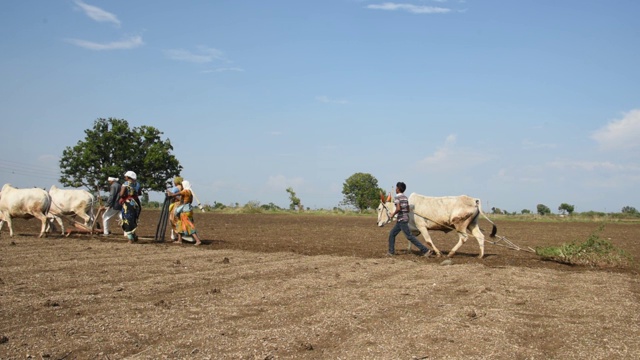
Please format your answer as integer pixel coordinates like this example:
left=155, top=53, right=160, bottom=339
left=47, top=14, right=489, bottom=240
left=0, top=183, right=96, bottom=238
left=377, top=192, right=498, bottom=259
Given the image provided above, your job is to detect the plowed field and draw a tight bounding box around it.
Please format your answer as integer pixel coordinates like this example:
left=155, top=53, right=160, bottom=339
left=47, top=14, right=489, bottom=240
left=1, top=212, right=639, bottom=359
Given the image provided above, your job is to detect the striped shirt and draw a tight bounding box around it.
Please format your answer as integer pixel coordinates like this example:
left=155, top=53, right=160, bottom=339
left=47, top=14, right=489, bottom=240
left=394, top=193, right=410, bottom=222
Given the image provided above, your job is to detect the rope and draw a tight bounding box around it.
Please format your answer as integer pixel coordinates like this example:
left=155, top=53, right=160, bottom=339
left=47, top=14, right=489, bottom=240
left=484, top=235, right=536, bottom=253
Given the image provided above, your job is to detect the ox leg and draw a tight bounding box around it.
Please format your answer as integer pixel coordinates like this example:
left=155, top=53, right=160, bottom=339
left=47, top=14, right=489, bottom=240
left=4, top=217, right=15, bottom=237
left=46, top=216, right=56, bottom=234
left=54, top=216, right=65, bottom=235
left=448, top=230, right=469, bottom=258
left=78, top=211, right=92, bottom=227
left=415, top=225, right=442, bottom=257
left=34, top=213, right=49, bottom=238
left=74, top=212, right=93, bottom=232
left=468, top=223, right=485, bottom=259
left=0, top=219, right=5, bottom=236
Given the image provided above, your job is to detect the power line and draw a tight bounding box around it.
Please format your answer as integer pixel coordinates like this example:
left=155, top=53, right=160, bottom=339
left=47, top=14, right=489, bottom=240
left=0, top=157, right=61, bottom=182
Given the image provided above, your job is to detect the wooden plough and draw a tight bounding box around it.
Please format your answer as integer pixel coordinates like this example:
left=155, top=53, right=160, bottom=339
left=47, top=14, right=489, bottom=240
left=50, top=207, right=106, bottom=237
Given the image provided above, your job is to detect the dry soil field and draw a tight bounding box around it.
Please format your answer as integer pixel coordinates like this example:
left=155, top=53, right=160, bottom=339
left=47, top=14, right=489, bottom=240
left=1, top=212, right=639, bottom=359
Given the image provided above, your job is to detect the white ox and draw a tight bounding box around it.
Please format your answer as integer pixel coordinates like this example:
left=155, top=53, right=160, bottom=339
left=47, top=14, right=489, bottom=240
left=0, top=184, right=51, bottom=237
left=377, top=193, right=497, bottom=259
left=48, top=185, right=96, bottom=235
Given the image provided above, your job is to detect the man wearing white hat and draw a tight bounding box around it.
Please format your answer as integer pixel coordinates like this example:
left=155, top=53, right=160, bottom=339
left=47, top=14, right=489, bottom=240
left=102, top=176, right=122, bottom=235
left=119, top=171, right=142, bottom=242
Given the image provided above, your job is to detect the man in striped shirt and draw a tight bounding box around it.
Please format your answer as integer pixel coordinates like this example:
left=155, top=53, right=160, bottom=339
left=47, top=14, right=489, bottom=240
left=387, top=181, right=433, bottom=257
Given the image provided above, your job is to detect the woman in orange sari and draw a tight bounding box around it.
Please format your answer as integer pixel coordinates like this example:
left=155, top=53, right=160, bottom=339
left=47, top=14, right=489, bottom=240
left=167, top=176, right=183, bottom=241
left=166, top=180, right=202, bottom=245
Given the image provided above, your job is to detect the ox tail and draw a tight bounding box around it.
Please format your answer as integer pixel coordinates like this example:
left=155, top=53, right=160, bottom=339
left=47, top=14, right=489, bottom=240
left=44, top=193, right=52, bottom=216
left=475, top=199, right=497, bottom=238
left=90, top=193, right=96, bottom=223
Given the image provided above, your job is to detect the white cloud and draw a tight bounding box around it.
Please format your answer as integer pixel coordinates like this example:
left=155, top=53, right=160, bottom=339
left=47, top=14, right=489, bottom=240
left=417, top=134, right=491, bottom=170
left=548, top=160, right=628, bottom=171
left=316, top=96, right=348, bottom=104
left=366, top=2, right=451, bottom=14
left=591, top=109, right=640, bottom=150
left=165, top=46, right=228, bottom=64
left=74, top=0, right=121, bottom=27
left=66, top=35, right=143, bottom=50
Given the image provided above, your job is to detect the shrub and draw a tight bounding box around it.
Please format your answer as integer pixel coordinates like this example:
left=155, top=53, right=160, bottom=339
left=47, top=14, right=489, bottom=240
left=241, top=200, right=263, bottom=214
left=535, top=225, right=633, bottom=268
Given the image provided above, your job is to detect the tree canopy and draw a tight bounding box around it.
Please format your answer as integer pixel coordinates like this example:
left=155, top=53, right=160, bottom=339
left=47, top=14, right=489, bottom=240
left=59, top=118, right=182, bottom=193
left=341, top=172, right=384, bottom=211
left=558, top=203, right=575, bottom=215
left=537, top=203, right=551, bottom=215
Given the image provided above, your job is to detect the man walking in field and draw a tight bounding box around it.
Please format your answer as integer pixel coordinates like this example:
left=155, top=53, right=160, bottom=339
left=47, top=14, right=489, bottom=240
left=102, top=176, right=122, bottom=236
left=387, top=181, right=433, bottom=257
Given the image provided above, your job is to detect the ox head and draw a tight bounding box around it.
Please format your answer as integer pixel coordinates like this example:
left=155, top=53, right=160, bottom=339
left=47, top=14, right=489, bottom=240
left=376, top=191, right=394, bottom=227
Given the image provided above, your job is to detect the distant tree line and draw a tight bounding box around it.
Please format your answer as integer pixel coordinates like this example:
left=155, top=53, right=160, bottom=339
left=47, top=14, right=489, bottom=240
left=490, top=204, right=640, bottom=217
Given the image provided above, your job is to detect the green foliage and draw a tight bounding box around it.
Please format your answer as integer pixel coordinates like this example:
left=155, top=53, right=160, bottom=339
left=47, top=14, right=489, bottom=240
left=490, top=208, right=511, bottom=215
left=521, top=209, right=531, bottom=214
left=261, top=202, right=283, bottom=211
left=558, top=203, right=575, bottom=215
left=286, top=187, right=302, bottom=211
left=621, top=206, right=638, bottom=215
left=242, top=200, right=263, bottom=214
left=341, top=172, right=384, bottom=211
left=536, top=225, right=633, bottom=267
left=145, top=201, right=161, bottom=209
left=537, top=203, right=551, bottom=215
left=579, top=211, right=607, bottom=218
left=59, top=118, right=182, bottom=193
left=212, top=202, right=227, bottom=210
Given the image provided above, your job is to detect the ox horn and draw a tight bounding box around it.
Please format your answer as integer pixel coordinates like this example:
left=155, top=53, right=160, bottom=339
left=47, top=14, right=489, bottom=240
left=386, top=193, right=392, bottom=202
left=379, top=191, right=385, bottom=202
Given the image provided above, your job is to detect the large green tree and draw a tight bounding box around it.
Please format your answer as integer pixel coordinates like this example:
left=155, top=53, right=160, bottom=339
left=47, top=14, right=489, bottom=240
left=341, top=172, right=384, bottom=211
left=59, top=118, right=182, bottom=193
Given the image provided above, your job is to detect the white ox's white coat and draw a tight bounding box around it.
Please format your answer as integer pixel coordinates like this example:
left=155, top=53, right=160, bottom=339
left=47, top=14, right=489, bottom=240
left=0, top=184, right=51, bottom=237
left=48, top=185, right=96, bottom=234
left=377, top=193, right=497, bottom=259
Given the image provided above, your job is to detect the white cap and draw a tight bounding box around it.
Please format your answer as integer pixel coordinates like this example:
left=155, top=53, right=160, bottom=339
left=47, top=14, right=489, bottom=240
left=107, top=176, right=118, bottom=182
left=124, top=171, right=137, bottom=180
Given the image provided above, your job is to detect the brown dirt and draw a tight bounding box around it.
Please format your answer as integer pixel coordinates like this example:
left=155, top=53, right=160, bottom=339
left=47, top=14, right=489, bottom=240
left=1, top=212, right=639, bottom=359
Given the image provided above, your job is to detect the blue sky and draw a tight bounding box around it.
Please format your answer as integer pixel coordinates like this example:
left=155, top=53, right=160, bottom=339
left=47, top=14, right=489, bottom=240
left=1, top=0, right=639, bottom=213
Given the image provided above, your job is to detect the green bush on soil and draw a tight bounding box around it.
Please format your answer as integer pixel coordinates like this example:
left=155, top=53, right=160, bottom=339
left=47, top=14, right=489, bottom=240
left=535, top=225, right=633, bottom=267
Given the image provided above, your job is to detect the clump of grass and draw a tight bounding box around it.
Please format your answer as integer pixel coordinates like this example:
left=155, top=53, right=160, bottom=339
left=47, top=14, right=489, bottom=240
left=536, top=225, right=633, bottom=268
